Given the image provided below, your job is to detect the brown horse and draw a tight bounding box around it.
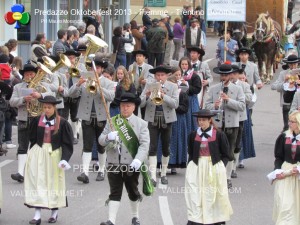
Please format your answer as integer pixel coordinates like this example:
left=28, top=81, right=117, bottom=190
left=252, top=12, right=281, bottom=83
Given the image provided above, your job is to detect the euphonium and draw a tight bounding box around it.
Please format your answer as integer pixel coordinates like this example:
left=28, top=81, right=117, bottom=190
left=27, top=63, right=53, bottom=117
left=84, top=33, right=108, bottom=69
left=150, top=81, right=164, bottom=105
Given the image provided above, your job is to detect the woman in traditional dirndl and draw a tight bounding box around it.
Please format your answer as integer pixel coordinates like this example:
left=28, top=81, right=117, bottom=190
left=272, top=111, right=300, bottom=225
left=185, top=109, right=233, bottom=225
left=24, top=96, right=73, bottom=224
left=179, top=57, right=201, bottom=133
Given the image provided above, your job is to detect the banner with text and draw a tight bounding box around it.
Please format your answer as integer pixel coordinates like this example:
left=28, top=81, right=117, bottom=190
left=206, top=0, right=246, bottom=22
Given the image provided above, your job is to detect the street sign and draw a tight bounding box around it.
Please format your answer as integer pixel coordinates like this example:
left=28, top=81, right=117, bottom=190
left=206, top=0, right=246, bottom=22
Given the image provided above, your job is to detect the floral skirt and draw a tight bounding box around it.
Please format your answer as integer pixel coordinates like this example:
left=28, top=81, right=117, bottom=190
left=24, top=143, right=67, bottom=209
left=273, top=162, right=300, bottom=225
left=185, top=157, right=233, bottom=224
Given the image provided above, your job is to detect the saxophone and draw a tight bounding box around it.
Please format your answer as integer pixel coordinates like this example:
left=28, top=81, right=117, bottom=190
left=27, top=63, right=53, bottom=117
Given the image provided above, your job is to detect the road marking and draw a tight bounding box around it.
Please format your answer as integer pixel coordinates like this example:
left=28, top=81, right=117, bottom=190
left=159, top=196, right=174, bottom=225
left=0, top=160, right=14, bottom=168
left=204, top=58, right=214, bottom=63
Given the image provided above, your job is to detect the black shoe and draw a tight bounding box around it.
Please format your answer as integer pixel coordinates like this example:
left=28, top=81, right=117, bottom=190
left=132, top=217, right=140, bottom=225
left=96, top=172, right=105, bottom=181
left=161, top=176, right=168, bottom=185
left=238, top=164, right=245, bottom=169
left=29, top=218, right=41, bottom=225
left=227, top=179, right=232, bottom=189
left=48, top=215, right=58, bottom=223
left=171, top=168, right=177, bottom=175
left=151, top=179, right=157, bottom=187
left=73, top=138, right=79, bottom=145
left=11, top=173, right=24, bottom=183
left=0, top=146, right=7, bottom=156
left=100, top=220, right=114, bottom=225
left=77, top=173, right=89, bottom=184
left=231, top=170, right=237, bottom=178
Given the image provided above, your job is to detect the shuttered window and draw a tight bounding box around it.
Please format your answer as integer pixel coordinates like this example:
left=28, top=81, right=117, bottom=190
left=145, top=0, right=166, bottom=7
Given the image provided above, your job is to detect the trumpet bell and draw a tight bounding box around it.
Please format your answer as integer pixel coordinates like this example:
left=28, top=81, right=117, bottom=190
left=152, top=97, right=163, bottom=105
left=69, top=68, right=80, bottom=78
left=42, top=56, right=56, bottom=69
left=86, top=78, right=97, bottom=94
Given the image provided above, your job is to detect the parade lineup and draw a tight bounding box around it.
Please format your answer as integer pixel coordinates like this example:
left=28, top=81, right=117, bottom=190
left=0, top=0, right=300, bottom=225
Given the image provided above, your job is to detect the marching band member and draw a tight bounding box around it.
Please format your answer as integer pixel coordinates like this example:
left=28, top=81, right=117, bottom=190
left=140, top=65, right=179, bottom=186
left=128, top=50, right=154, bottom=117
left=99, top=92, right=149, bottom=225
left=205, top=64, right=245, bottom=188
left=185, top=109, right=233, bottom=225
left=179, top=56, right=201, bottom=133
left=9, top=64, right=54, bottom=183
left=188, top=46, right=213, bottom=107
left=60, top=49, right=85, bottom=144
left=271, top=54, right=300, bottom=132
left=25, top=96, right=73, bottom=224
left=68, top=57, right=115, bottom=184
left=234, top=47, right=263, bottom=89
left=230, top=65, right=253, bottom=178
left=272, top=111, right=300, bottom=225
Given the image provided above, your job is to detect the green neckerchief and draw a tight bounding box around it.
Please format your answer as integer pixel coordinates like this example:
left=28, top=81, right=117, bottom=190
left=112, top=114, right=154, bottom=196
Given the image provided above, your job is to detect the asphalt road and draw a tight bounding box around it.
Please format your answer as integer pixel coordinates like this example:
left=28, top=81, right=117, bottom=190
left=2, top=9, right=300, bottom=224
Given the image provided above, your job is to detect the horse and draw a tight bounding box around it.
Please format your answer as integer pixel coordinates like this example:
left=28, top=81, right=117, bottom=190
left=252, top=12, right=282, bottom=84
left=228, top=22, right=248, bottom=48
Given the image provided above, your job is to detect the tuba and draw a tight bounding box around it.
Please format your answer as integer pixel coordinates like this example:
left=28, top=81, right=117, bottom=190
left=84, top=34, right=108, bottom=69
left=150, top=81, right=164, bottom=105
left=27, top=63, right=53, bottom=117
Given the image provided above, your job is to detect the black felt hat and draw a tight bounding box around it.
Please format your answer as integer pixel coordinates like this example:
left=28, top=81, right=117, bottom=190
left=231, top=64, right=244, bottom=74
left=187, top=46, right=205, bottom=56
left=115, top=92, right=141, bottom=106
left=20, top=64, right=38, bottom=76
left=282, top=54, right=300, bottom=64
left=86, top=58, right=108, bottom=69
left=192, top=109, right=217, bottom=118
left=132, top=50, right=148, bottom=59
left=213, top=64, right=235, bottom=75
left=64, top=49, right=81, bottom=57
left=38, top=95, right=62, bottom=105
left=235, top=47, right=252, bottom=56
left=149, top=65, right=172, bottom=74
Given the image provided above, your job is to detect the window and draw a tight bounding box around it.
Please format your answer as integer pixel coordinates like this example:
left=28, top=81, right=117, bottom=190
left=145, top=0, right=166, bottom=7
left=16, top=0, right=31, bottom=41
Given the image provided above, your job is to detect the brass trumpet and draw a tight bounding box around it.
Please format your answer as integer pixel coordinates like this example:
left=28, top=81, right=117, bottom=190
left=69, top=57, right=81, bottom=78
left=150, top=81, right=164, bottom=105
